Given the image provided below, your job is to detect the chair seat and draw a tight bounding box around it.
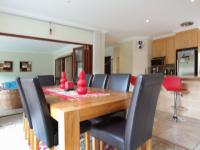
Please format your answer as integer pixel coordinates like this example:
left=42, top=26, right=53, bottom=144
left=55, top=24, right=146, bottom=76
left=91, top=110, right=126, bottom=125
left=90, top=117, right=125, bottom=150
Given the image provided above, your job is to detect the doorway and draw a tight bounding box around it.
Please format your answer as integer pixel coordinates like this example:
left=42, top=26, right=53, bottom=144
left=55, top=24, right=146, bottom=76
left=105, top=56, right=111, bottom=74
left=65, top=56, right=73, bottom=81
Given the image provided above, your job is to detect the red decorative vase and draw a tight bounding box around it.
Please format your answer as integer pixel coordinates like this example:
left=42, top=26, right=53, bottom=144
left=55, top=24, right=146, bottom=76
left=60, top=72, right=67, bottom=89
left=76, top=70, right=87, bottom=95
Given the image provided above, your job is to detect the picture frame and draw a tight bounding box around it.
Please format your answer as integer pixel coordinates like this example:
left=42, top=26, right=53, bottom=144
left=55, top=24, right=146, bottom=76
left=20, top=61, right=32, bottom=72
left=0, top=61, right=13, bottom=72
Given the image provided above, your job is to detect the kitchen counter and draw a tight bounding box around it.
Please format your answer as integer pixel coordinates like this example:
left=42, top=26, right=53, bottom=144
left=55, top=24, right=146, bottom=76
left=179, top=76, right=200, bottom=81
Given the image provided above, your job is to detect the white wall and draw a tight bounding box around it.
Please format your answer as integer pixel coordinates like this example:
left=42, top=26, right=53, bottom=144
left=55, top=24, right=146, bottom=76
left=93, top=31, right=105, bottom=74
left=108, top=38, right=151, bottom=75
left=0, top=51, right=54, bottom=82
left=132, top=39, right=151, bottom=75
left=0, top=13, right=93, bottom=44
left=0, top=13, right=106, bottom=75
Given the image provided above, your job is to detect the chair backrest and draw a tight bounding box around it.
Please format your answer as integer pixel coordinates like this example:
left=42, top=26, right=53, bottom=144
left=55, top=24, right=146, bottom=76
left=91, top=74, right=108, bottom=89
left=85, top=74, right=93, bottom=87
left=125, top=74, right=163, bottom=150
left=20, top=78, right=55, bottom=147
left=163, top=76, right=181, bottom=91
left=107, top=74, right=131, bottom=92
left=16, top=78, right=33, bottom=128
left=38, top=75, right=55, bottom=86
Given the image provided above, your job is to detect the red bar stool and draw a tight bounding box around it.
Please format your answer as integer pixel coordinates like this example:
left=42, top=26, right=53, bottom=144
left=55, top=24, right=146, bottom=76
left=163, top=76, right=188, bottom=122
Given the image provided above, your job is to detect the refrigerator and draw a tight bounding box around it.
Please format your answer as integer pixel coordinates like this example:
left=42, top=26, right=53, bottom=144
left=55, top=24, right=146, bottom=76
left=176, top=48, right=198, bottom=76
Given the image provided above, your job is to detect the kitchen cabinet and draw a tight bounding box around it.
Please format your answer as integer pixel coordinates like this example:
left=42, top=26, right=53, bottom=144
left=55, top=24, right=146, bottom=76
left=166, top=36, right=176, bottom=64
left=152, top=36, right=175, bottom=64
left=152, top=39, right=166, bottom=58
left=175, top=29, right=198, bottom=49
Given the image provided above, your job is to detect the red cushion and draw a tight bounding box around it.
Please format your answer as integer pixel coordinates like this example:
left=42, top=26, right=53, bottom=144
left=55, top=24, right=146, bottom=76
left=163, top=76, right=186, bottom=92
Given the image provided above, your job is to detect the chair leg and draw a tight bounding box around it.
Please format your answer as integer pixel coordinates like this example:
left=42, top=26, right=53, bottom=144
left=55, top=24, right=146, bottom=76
left=92, top=137, right=98, bottom=150
left=34, top=136, right=40, bottom=150
left=23, top=113, right=25, bottom=132
left=24, top=119, right=28, bottom=139
left=27, top=127, right=31, bottom=145
left=30, top=129, right=34, bottom=150
left=141, top=143, right=146, bottom=150
left=100, top=140, right=104, bottom=150
left=146, top=139, right=152, bottom=150
left=84, top=132, right=90, bottom=150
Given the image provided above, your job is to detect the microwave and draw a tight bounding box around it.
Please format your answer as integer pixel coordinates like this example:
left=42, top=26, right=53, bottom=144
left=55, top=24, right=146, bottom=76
left=151, top=57, right=165, bottom=66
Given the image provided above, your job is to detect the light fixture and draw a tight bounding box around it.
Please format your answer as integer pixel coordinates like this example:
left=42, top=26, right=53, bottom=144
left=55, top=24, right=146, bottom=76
left=180, top=21, right=194, bottom=27
left=66, top=0, right=71, bottom=3
left=49, top=22, right=53, bottom=35
left=145, top=19, right=150, bottom=23
left=190, top=0, right=195, bottom=2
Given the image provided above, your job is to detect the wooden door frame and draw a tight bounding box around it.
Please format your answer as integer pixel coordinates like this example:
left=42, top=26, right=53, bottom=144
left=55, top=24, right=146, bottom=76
left=0, top=32, right=93, bottom=79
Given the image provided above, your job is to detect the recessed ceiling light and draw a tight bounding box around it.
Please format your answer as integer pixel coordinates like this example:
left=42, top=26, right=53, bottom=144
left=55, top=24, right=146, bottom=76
left=146, top=19, right=150, bottom=23
left=191, top=0, right=195, bottom=2
left=66, top=0, right=71, bottom=3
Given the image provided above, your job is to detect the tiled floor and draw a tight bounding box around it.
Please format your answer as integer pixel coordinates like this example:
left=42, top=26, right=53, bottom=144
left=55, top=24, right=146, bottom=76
left=0, top=111, right=200, bottom=150
left=153, top=112, right=200, bottom=150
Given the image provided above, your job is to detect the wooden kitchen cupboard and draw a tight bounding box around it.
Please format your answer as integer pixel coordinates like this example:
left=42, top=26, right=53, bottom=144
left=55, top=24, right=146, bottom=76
left=175, top=28, right=198, bottom=49
left=152, top=38, right=166, bottom=58
left=165, top=36, right=176, bottom=64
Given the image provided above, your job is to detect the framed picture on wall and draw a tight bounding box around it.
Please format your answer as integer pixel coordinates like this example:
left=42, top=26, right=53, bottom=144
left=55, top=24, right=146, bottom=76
left=20, top=61, right=32, bottom=72
left=0, top=61, right=13, bottom=72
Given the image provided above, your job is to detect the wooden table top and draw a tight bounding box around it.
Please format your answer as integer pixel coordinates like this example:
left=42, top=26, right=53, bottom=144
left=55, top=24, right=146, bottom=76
left=45, top=87, right=132, bottom=121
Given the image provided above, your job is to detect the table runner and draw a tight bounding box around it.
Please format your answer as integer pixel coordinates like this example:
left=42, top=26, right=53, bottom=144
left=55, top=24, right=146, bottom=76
left=43, top=87, right=110, bottom=101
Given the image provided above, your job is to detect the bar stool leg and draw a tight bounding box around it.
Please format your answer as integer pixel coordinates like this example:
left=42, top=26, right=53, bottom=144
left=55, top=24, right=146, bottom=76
left=173, top=92, right=178, bottom=121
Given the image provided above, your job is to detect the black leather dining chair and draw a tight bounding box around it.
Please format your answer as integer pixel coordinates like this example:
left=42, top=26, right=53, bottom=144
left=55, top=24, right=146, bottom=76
left=90, top=74, right=163, bottom=150
left=107, top=74, right=131, bottom=92
left=85, top=74, right=93, bottom=87
left=91, top=74, right=108, bottom=89
left=37, top=75, right=55, bottom=86
left=20, top=78, right=91, bottom=150
left=16, top=78, right=34, bottom=148
left=90, top=74, right=131, bottom=128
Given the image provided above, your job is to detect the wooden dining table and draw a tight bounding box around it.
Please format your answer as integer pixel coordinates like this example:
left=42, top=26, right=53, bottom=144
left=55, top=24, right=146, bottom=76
left=44, top=87, right=132, bottom=150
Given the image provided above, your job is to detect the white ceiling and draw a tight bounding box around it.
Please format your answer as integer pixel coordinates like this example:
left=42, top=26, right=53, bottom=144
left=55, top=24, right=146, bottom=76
left=0, top=36, right=72, bottom=53
left=0, top=0, right=200, bottom=45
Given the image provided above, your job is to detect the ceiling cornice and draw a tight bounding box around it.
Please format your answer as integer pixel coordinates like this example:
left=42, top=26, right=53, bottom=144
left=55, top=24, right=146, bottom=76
left=0, top=6, right=107, bottom=33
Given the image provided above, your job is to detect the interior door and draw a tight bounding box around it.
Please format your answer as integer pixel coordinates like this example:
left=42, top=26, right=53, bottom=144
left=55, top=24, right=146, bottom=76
left=65, top=56, right=73, bottom=81
left=105, top=56, right=111, bottom=74
left=73, top=45, right=92, bottom=81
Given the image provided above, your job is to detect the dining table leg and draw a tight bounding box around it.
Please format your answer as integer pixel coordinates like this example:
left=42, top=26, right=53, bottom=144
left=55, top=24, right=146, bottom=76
left=58, top=110, right=80, bottom=150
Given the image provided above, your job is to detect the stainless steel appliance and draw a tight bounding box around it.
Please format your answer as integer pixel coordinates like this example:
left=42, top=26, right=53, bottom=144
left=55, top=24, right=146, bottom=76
left=176, top=48, right=198, bottom=76
left=151, top=57, right=165, bottom=73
